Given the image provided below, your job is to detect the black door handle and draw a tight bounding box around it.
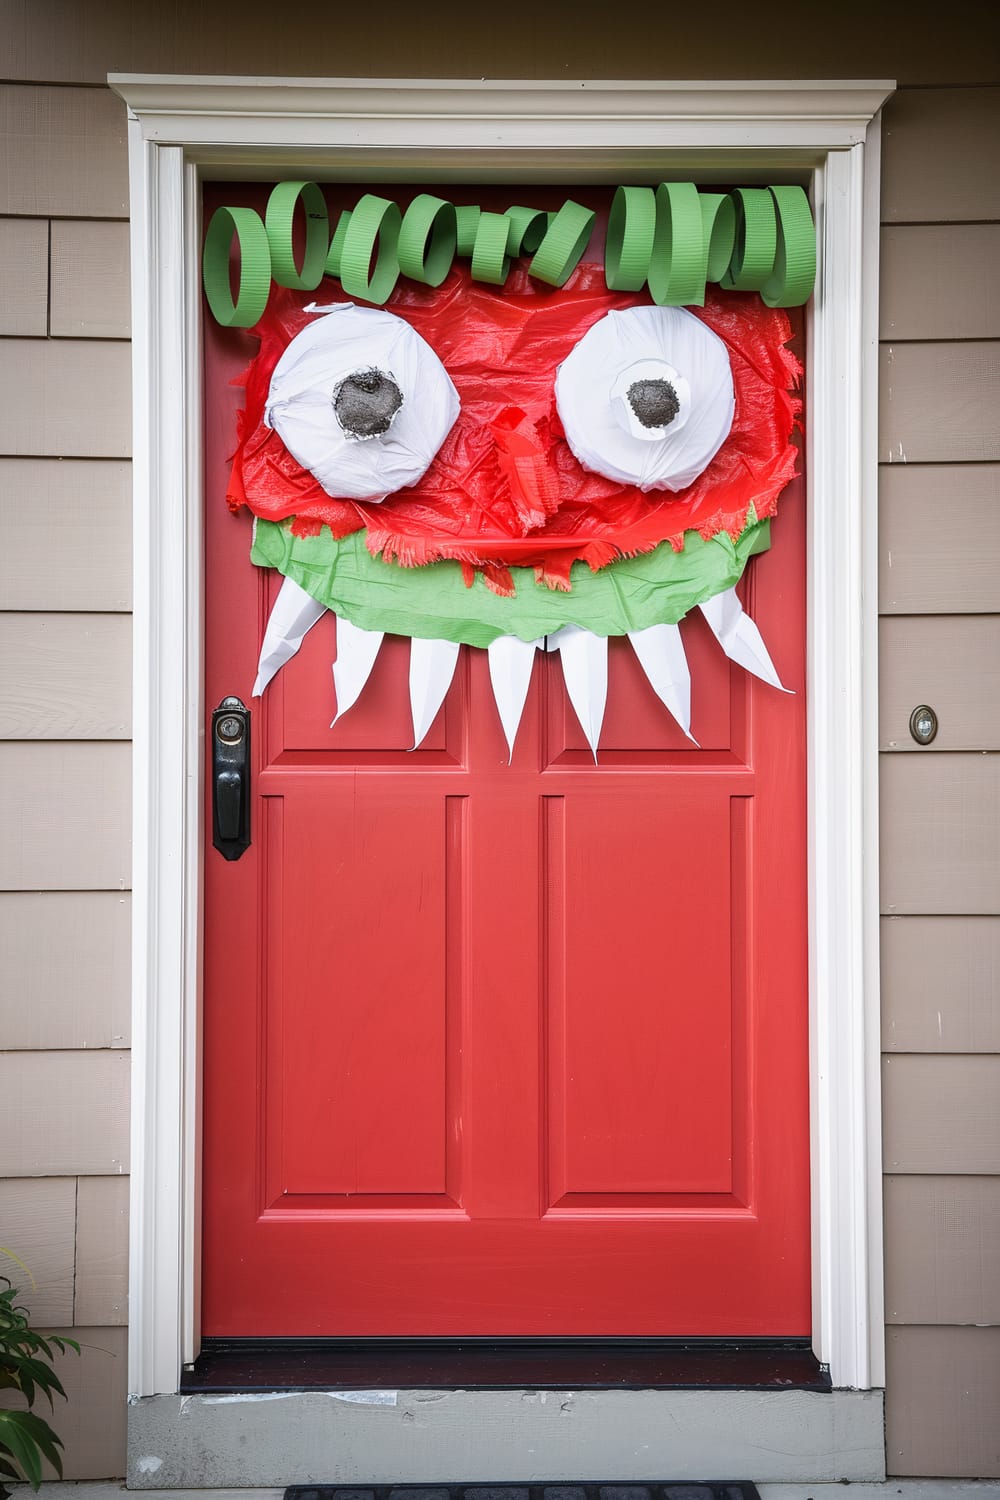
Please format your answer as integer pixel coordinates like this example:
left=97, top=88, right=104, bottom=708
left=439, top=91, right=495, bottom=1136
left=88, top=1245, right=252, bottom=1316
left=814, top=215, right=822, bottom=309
left=212, top=697, right=251, bottom=860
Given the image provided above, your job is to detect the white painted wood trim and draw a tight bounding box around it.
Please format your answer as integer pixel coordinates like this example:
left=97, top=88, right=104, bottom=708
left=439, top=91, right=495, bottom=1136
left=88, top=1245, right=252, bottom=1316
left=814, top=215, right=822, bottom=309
left=114, top=75, right=893, bottom=1398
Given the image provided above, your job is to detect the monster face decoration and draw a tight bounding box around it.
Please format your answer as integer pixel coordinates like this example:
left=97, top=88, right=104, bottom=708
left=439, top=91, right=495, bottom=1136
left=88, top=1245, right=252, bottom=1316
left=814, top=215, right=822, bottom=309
left=213, top=186, right=808, bottom=757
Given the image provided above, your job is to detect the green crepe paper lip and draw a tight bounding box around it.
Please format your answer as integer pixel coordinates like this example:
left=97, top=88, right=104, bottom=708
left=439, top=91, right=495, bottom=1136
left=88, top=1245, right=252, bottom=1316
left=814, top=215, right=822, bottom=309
left=761, top=185, right=817, bottom=308
left=648, top=182, right=707, bottom=307
left=605, top=185, right=656, bottom=293
left=251, top=516, right=771, bottom=649
left=339, top=193, right=402, bottom=304
left=528, top=201, right=596, bottom=288
left=397, top=195, right=457, bottom=287
left=471, top=211, right=514, bottom=286
left=721, top=187, right=778, bottom=292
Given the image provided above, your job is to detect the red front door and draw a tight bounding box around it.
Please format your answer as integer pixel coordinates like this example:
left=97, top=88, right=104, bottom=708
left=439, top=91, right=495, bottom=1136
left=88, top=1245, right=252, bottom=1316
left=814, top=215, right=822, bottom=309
left=201, top=219, right=809, bottom=1338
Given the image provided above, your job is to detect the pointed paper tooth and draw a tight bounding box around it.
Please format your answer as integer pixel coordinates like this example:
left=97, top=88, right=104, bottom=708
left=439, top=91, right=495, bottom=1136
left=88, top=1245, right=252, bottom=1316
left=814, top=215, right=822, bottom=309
left=549, top=624, right=608, bottom=761
left=487, top=635, right=543, bottom=761
left=628, top=623, right=698, bottom=744
left=331, top=616, right=384, bottom=725
left=699, top=587, right=792, bottom=692
left=409, top=637, right=461, bottom=749
left=252, top=576, right=327, bottom=696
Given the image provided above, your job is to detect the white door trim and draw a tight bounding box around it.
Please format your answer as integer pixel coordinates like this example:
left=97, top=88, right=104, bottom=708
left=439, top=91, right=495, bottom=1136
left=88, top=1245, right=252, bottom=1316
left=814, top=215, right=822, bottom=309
left=111, top=74, right=894, bottom=1398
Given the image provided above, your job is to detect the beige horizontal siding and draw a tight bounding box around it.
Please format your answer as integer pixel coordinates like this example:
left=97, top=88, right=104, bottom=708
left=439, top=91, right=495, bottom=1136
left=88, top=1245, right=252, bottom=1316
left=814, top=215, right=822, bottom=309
left=0, top=613, right=131, bottom=738
left=880, top=224, right=1000, bottom=341
left=0, top=1050, right=129, bottom=1176
left=882, top=916, right=1000, bottom=1053
left=0, top=1325, right=128, bottom=1479
left=0, top=742, right=130, bottom=890
left=0, top=458, right=132, bottom=611
left=0, top=338, right=131, bottom=456
left=0, top=1177, right=76, bottom=1323
left=884, top=1175, right=1000, bottom=1325
left=75, top=1175, right=129, bottom=1325
left=879, top=463, right=1000, bottom=614
left=0, top=892, right=130, bottom=1049
left=0, top=216, right=47, bottom=334
left=879, top=616, right=1000, bottom=752
left=50, top=220, right=130, bottom=339
left=0, top=85, right=127, bottom=218
left=885, top=1326, right=1000, bottom=1477
left=879, top=341, right=1000, bottom=464
left=880, top=754, right=1000, bottom=914
left=882, top=1055, right=1000, bottom=1173
left=882, top=86, right=1000, bottom=224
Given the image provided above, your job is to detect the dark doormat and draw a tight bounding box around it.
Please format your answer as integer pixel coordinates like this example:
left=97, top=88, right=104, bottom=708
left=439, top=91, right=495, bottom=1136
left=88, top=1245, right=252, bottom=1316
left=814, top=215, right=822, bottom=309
left=286, top=1486, right=760, bottom=1500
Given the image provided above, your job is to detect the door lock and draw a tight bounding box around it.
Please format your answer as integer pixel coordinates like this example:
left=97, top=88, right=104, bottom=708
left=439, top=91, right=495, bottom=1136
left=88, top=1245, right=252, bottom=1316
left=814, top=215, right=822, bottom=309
left=212, top=696, right=251, bottom=860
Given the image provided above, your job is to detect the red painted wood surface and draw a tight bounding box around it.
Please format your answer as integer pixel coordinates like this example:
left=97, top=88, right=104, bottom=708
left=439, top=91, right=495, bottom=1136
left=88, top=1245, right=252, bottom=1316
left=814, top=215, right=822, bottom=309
left=201, top=212, right=809, bottom=1336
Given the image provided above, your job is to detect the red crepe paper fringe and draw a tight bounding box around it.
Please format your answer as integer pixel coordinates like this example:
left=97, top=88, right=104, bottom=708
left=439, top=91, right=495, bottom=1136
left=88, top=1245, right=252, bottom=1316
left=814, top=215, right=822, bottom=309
left=226, top=264, right=802, bottom=588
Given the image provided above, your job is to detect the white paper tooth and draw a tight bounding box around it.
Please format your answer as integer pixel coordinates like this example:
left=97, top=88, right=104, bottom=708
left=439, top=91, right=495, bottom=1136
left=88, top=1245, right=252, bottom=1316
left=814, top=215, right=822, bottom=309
left=548, top=624, right=608, bottom=761
left=487, top=635, right=543, bottom=760
left=627, top=622, right=698, bottom=743
left=409, top=637, right=462, bottom=749
left=330, top=616, right=385, bottom=725
left=698, top=586, right=791, bottom=692
left=252, top=576, right=328, bottom=697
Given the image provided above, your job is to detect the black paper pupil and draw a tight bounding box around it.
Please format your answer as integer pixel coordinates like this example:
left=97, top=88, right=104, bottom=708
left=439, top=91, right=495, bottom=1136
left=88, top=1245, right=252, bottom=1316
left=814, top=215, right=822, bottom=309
left=627, top=378, right=680, bottom=429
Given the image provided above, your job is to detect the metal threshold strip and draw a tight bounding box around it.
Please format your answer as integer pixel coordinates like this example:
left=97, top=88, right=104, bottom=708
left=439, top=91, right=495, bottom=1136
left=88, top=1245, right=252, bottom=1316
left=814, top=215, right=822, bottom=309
left=184, top=1338, right=829, bottom=1393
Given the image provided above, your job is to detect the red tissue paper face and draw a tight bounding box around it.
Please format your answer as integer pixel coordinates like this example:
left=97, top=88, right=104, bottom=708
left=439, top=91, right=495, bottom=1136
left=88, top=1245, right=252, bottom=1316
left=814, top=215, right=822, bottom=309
left=227, top=263, right=802, bottom=596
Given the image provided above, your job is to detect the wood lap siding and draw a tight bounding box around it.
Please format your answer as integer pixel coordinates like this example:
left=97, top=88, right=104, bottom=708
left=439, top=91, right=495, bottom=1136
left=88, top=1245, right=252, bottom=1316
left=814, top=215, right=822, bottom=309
left=878, top=84, right=1000, bottom=1478
left=0, top=78, right=131, bottom=1483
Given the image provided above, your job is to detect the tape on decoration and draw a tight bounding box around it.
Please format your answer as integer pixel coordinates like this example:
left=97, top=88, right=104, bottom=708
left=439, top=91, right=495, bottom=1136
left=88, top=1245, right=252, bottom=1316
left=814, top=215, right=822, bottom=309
left=471, top=211, right=513, bottom=286
left=505, top=206, right=549, bottom=257
left=761, top=185, right=816, bottom=308
left=202, top=206, right=272, bottom=328
left=454, top=206, right=481, bottom=256
left=324, top=211, right=352, bottom=278
left=648, top=182, right=708, bottom=307
left=339, top=194, right=402, bottom=304
left=722, top=187, right=778, bottom=292
left=528, top=201, right=596, bottom=287
left=397, top=195, right=457, bottom=287
left=605, top=185, right=656, bottom=292
left=265, top=180, right=329, bottom=291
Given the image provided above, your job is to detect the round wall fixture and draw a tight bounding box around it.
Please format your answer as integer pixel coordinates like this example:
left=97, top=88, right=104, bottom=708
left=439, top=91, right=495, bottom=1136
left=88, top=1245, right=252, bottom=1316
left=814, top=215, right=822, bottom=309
left=909, top=704, right=939, bottom=745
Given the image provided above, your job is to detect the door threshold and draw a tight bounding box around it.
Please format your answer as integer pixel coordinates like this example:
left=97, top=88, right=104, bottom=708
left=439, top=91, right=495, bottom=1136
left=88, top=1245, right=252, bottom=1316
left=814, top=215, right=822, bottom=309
left=183, top=1338, right=830, bottom=1393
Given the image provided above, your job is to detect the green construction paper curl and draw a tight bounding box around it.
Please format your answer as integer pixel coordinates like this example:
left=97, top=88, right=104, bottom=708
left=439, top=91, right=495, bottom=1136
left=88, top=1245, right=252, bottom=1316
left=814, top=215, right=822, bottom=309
left=471, top=211, right=513, bottom=286
left=700, top=192, right=738, bottom=283
left=454, top=205, right=481, bottom=256
left=397, top=195, right=457, bottom=287
left=721, top=187, right=778, bottom=292
left=338, top=193, right=402, bottom=304
left=251, top=516, right=770, bottom=648
left=605, top=185, right=656, bottom=293
left=264, top=180, right=329, bottom=291
left=528, top=201, right=596, bottom=287
left=324, top=211, right=351, bottom=277
left=505, top=206, right=549, bottom=256
left=648, top=182, right=707, bottom=307
left=761, top=185, right=816, bottom=308
left=202, top=206, right=272, bottom=329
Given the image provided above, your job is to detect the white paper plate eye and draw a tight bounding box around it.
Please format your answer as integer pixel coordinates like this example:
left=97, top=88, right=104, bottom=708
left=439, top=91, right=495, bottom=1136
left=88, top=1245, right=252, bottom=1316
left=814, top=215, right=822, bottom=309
left=555, top=305, right=735, bottom=493
left=264, top=303, right=460, bottom=502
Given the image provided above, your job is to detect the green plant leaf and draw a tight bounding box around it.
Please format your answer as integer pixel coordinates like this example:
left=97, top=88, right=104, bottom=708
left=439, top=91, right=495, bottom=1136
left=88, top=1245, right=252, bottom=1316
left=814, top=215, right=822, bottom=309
left=0, top=1410, right=44, bottom=1489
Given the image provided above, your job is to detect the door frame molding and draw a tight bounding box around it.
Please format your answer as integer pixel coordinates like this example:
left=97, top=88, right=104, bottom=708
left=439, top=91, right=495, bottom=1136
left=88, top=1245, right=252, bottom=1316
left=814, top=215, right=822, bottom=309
left=111, top=73, right=894, bottom=1398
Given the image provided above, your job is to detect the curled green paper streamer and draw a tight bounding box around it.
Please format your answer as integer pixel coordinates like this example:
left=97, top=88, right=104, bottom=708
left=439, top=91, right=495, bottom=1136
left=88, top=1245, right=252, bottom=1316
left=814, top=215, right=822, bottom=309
left=471, top=211, right=513, bottom=286
left=505, top=206, right=549, bottom=256
left=648, top=182, right=707, bottom=307
left=529, top=201, right=596, bottom=287
left=722, top=187, right=778, bottom=292
left=699, top=192, right=737, bottom=284
left=251, top=515, right=770, bottom=648
left=324, top=211, right=351, bottom=277
left=397, top=195, right=457, bottom=287
left=264, top=180, right=329, bottom=291
left=454, top=206, right=481, bottom=256
left=762, top=186, right=816, bottom=308
left=605, top=186, right=657, bottom=293
left=202, top=206, right=272, bottom=328
left=339, top=194, right=403, bottom=304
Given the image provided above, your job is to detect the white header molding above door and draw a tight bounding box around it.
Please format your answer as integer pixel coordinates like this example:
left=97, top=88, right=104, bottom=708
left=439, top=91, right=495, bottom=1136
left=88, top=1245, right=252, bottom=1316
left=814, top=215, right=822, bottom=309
left=110, top=73, right=894, bottom=1398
